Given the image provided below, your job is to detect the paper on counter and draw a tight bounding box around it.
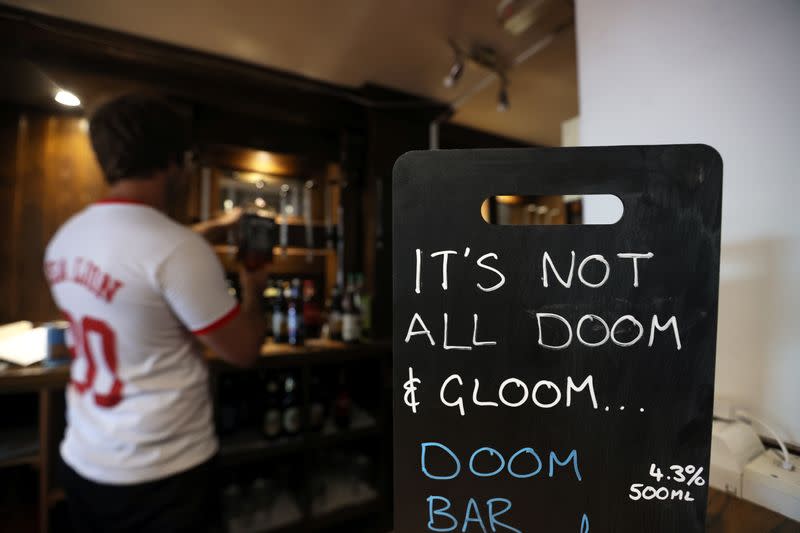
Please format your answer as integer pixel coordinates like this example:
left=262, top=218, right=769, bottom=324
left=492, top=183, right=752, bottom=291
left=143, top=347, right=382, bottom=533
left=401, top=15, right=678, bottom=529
left=0, top=322, right=47, bottom=366
left=0, top=321, right=33, bottom=340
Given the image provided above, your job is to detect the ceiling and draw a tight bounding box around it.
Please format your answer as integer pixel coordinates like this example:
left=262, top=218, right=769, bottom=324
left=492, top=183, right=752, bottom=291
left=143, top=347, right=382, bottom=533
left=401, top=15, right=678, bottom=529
left=4, top=0, right=578, bottom=146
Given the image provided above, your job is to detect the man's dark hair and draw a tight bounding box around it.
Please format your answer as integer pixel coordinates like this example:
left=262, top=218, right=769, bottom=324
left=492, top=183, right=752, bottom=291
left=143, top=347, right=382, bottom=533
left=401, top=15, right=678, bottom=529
left=89, top=94, right=188, bottom=184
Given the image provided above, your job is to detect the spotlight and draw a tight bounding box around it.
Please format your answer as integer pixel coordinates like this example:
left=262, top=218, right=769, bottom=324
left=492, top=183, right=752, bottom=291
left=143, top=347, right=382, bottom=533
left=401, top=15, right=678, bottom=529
left=55, top=89, right=80, bottom=107
left=443, top=58, right=465, bottom=88
left=497, top=83, right=510, bottom=112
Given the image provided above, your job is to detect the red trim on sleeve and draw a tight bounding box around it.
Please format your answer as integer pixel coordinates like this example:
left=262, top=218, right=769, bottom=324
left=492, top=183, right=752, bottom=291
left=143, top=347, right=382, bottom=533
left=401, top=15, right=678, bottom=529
left=191, top=304, right=241, bottom=336
left=94, top=198, right=149, bottom=206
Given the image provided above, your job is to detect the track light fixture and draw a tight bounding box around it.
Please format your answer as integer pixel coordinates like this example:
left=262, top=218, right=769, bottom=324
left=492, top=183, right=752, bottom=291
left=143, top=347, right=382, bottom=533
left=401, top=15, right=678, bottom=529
left=497, top=79, right=510, bottom=112
left=443, top=57, right=465, bottom=88
left=443, top=39, right=510, bottom=112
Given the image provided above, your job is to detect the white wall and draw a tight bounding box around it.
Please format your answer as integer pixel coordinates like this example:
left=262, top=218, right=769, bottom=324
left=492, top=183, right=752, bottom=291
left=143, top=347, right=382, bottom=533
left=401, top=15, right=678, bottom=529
left=575, top=0, right=800, bottom=445
left=561, top=116, right=580, bottom=148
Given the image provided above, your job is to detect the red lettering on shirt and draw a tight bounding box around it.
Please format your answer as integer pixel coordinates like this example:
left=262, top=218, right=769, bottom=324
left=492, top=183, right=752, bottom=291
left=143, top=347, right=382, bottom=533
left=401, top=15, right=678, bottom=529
left=44, top=259, right=68, bottom=284
left=46, top=257, right=125, bottom=303
left=98, top=276, right=125, bottom=303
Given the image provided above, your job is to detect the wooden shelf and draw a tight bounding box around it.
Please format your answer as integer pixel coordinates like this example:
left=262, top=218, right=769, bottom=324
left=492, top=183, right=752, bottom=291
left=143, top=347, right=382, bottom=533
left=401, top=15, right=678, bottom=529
left=0, top=364, right=69, bottom=393
left=209, top=339, right=390, bottom=371
left=214, top=245, right=335, bottom=258
left=250, top=498, right=382, bottom=533
left=219, top=430, right=306, bottom=466
left=0, top=452, right=39, bottom=469
left=0, top=426, right=39, bottom=468
left=47, top=488, right=65, bottom=506
left=219, top=421, right=380, bottom=466
left=273, top=216, right=329, bottom=227
left=311, top=406, right=381, bottom=447
left=306, top=497, right=382, bottom=531
left=312, top=425, right=381, bottom=448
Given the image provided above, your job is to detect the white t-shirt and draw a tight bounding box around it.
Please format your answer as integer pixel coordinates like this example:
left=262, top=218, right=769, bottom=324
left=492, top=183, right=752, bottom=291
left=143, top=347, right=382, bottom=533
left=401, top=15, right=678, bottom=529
left=45, top=199, right=239, bottom=485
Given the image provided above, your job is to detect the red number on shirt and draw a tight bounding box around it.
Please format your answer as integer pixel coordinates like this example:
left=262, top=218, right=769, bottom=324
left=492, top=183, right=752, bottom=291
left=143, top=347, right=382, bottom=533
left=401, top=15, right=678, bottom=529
left=62, top=312, right=124, bottom=408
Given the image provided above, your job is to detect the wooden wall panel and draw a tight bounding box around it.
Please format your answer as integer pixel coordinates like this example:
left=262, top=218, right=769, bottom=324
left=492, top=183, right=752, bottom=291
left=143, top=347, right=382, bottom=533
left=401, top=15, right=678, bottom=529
left=0, top=110, right=106, bottom=323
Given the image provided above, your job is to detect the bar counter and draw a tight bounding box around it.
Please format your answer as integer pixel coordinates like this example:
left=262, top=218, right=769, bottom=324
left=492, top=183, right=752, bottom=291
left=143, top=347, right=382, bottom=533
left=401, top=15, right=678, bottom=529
left=0, top=338, right=390, bottom=392
left=1, top=341, right=798, bottom=532
left=0, top=338, right=391, bottom=533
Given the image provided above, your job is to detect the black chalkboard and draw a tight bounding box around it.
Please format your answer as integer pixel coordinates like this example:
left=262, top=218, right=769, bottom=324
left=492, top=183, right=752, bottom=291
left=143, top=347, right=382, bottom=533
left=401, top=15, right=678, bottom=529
left=392, top=146, right=722, bottom=533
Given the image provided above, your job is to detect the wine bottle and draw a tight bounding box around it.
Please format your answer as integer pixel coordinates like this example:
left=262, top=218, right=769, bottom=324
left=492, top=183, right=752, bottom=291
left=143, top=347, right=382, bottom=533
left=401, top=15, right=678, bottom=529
left=342, top=274, right=361, bottom=343
left=262, top=376, right=282, bottom=440
left=328, top=285, right=343, bottom=341
left=282, top=374, right=302, bottom=435
left=333, top=370, right=352, bottom=430
left=272, top=282, right=289, bottom=343
left=287, top=278, right=305, bottom=346
left=303, top=279, right=322, bottom=338
left=356, top=273, right=372, bottom=340
left=309, top=374, right=325, bottom=432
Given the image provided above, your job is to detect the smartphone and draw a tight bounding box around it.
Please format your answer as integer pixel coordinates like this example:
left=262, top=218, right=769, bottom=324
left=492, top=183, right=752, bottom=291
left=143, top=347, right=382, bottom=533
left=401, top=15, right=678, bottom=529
left=238, top=212, right=276, bottom=270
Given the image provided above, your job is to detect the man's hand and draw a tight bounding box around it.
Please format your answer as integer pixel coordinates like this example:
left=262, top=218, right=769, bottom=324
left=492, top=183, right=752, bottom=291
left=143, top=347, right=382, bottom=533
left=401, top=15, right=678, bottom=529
left=191, top=208, right=242, bottom=244
left=239, top=264, right=270, bottom=295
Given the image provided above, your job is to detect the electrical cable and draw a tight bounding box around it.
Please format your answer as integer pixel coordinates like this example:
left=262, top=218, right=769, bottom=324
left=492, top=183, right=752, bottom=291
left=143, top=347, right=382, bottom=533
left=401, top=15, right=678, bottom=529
left=734, top=409, right=795, bottom=471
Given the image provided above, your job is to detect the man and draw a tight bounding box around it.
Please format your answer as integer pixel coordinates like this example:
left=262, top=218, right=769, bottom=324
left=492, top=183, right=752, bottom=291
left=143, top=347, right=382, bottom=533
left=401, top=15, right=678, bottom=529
left=44, top=94, right=266, bottom=532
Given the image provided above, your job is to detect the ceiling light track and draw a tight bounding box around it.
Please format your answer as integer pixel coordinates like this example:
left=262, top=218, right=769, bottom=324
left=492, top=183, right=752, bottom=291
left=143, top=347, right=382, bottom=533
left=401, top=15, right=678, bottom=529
left=444, top=39, right=511, bottom=111
left=448, top=17, right=574, bottom=113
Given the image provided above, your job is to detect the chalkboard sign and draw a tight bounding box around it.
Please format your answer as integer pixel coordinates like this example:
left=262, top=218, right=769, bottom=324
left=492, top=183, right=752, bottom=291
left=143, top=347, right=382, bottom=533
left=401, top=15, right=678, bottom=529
left=392, top=146, right=722, bottom=533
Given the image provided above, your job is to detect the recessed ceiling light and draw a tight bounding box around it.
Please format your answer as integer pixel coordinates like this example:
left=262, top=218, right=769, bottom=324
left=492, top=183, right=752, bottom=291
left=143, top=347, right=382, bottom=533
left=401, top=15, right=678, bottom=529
left=55, top=89, right=80, bottom=107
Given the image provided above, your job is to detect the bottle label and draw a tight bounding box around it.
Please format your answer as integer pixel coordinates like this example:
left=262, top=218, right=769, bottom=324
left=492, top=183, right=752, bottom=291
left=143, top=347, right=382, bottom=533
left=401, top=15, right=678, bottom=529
left=361, top=296, right=372, bottom=334
left=310, top=403, right=325, bottom=429
left=335, top=395, right=352, bottom=413
left=288, top=310, right=303, bottom=342
left=283, top=406, right=301, bottom=434
left=272, top=312, right=285, bottom=339
left=343, top=313, right=361, bottom=342
left=264, top=409, right=282, bottom=437
left=329, top=311, right=343, bottom=336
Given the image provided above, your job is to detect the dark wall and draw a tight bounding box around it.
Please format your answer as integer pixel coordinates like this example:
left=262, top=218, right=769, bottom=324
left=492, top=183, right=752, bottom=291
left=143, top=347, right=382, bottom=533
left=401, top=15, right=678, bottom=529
left=363, top=111, right=434, bottom=339
left=438, top=122, right=536, bottom=149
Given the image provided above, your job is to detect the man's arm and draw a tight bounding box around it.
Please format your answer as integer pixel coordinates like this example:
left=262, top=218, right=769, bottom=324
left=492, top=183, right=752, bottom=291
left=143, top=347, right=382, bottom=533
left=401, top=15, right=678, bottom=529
left=191, top=208, right=241, bottom=245
left=159, top=233, right=266, bottom=368
left=195, top=267, right=267, bottom=368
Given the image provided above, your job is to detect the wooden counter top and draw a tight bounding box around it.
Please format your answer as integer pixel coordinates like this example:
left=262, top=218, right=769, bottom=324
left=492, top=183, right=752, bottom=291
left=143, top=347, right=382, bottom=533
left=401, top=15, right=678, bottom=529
left=0, top=339, right=391, bottom=392
left=214, top=338, right=391, bottom=369
left=0, top=362, right=70, bottom=393
left=260, top=338, right=389, bottom=358
left=706, top=487, right=799, bottom=532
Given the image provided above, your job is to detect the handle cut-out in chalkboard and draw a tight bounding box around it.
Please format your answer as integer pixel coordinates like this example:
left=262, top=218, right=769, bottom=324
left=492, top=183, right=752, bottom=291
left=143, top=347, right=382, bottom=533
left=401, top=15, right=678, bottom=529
left=481, top=194, right=623, bottom=225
